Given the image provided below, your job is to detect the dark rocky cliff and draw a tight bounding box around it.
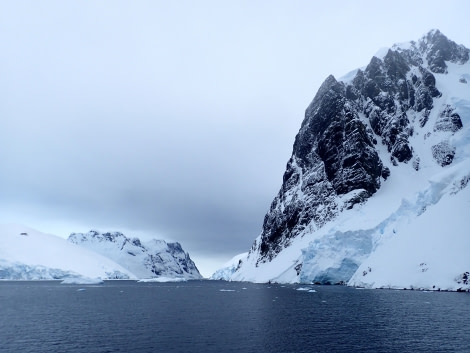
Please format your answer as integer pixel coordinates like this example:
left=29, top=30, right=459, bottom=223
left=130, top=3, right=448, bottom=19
left=255, top=30, right=468, bottom=263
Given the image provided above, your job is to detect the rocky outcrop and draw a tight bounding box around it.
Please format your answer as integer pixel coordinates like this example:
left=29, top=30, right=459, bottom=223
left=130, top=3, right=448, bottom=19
left=421, top=29, right=469, bottom=73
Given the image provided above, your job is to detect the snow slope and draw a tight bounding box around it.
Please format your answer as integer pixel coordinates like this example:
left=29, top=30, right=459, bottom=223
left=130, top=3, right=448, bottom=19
left=0, top=224, right=136, bottom=280
left=210, top=252, right=248, bottom=280
left=349, top=167, right=470, bottom=291
left=347, top=60, right=470, bottom=290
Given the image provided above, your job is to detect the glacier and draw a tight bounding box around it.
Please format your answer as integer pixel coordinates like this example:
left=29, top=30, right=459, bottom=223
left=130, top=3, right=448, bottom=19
left=0, top=224, right=135, bottom=280
left=210, top=252, right=248, bottom=280
left=0, top=224, right=202, bottom=281
left=215, top=30, right=470, bottom=291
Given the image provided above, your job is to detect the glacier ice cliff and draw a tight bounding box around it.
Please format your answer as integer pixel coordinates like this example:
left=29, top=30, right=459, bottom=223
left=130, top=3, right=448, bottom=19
left=210, top=252, right=248, bottom=280
left=0, top=224, right=135, bottom=280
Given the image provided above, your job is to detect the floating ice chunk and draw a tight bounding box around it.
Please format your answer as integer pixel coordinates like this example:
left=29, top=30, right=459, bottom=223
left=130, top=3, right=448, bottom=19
left=61, top=277, right=104, bottom=285
left=219, top=289, right=236, bottom=292
left=137, top=277, right=187, bottom=283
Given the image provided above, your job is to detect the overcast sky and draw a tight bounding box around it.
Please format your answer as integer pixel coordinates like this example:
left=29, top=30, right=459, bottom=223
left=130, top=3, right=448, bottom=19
left=1, top=1, right=469, bottom=276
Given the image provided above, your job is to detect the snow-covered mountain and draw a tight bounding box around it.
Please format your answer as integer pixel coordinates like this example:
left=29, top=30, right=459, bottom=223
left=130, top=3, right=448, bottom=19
left=68, top=230, right=202, bottom=280
left=0, top=224, right=136, bottom=280
left=0, top=224, right=202, bottom=280
left=216, top=30, right=470, bottom=291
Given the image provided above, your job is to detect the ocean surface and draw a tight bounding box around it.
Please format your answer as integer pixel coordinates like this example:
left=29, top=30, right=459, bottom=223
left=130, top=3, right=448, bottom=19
left=0, top=280, right=469, bottom=353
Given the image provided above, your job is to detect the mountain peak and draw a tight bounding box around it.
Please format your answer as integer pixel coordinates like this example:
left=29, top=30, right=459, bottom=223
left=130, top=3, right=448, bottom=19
left=418, top=29, right=469, bottom=73
left=220, top=31, right=470, bottom=291
left=424, top=28, right=444, bottom=40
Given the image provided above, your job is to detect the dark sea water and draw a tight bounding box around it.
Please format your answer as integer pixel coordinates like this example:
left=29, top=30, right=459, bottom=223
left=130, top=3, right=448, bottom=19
left=0, top=280, right=469, bottom=353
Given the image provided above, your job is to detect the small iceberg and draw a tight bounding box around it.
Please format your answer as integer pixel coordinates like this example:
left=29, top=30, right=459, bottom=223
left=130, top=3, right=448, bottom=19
left=137, top=277, right=187, bottom=283
left=61, top=277, right=104, bottom=285
left=296, top=287, right=316, bottom=292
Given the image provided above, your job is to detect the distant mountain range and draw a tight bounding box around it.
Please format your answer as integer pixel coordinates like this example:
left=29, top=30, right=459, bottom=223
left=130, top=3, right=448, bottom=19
left=214, top=30, right=470, bottom=291
left=0, top=224, right=201, bottom=280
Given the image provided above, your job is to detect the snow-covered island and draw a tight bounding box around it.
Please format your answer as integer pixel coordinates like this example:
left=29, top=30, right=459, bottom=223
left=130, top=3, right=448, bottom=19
left=0, top=224, right=202, bottom=281
left=213, top=30, right=470, bottom=292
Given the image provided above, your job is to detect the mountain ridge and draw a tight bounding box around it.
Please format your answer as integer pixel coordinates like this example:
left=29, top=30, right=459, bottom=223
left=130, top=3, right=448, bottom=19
left=68, top=230, right=202, bottom=279
left=216, top=30, right=470, bottom=291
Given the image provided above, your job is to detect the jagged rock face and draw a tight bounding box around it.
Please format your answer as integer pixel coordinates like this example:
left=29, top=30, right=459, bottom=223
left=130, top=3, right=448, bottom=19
left=421, top=30, right=470, bottom=73
left=68, top=230, right=202, bottom=279
left=259, top=77, right=383, bottom=261
left=256, top=30, right=468, bottom=263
